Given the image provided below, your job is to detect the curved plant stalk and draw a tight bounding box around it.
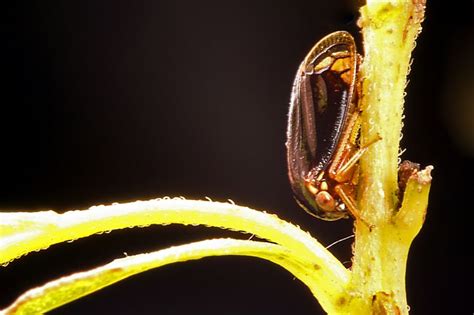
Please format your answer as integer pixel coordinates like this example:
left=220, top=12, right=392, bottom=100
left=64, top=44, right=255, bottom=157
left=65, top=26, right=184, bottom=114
left=0, top=199, right=349, bottom=314
left=346, top=0, right=430, bottom=314
left=1, top=239, right=320, bottom=315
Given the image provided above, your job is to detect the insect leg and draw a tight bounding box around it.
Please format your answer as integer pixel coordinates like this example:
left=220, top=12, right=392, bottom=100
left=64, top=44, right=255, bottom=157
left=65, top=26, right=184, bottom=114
left=327, top=111, right=361, bottom=182
left=329, top=111, right=381, bottom=183
left=334, top=183, right=371, bottom=227
left=333, top=136, right=380, bottom=182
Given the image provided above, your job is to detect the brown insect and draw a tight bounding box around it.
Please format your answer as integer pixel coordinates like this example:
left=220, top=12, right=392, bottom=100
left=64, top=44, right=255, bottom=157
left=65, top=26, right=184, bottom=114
left=286, top=31, right=377, bottom=221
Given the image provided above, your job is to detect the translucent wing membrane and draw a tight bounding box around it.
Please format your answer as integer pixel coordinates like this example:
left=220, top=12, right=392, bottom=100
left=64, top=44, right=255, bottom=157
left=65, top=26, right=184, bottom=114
left=286, top=31, right=358, bottom=219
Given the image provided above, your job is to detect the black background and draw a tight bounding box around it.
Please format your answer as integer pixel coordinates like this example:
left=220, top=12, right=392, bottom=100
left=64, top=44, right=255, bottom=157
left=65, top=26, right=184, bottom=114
left=1, top=1, right=473, bottom=314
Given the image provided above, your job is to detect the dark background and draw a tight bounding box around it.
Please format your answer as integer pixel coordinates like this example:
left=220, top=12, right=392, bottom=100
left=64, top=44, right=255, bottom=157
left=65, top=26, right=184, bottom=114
left=1, top=1, right=473, bottom=314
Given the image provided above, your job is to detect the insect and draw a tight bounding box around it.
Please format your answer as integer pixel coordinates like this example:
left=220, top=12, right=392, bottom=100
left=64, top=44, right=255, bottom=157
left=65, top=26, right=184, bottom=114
left=286, top=31, right=376, bottom=221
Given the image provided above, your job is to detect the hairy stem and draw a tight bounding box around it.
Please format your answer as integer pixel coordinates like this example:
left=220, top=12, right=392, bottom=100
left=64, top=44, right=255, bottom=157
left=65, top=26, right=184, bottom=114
left=1, top=239, right=318, bottom=315
left=0, top=199, right=349, bottom=313
left=347, top=1, right=429, bottom=314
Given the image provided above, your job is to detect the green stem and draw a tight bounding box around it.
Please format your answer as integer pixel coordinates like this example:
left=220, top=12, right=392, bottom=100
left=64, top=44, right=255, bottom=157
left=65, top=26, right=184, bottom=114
left=0, top=198, right=349, bottom=313
left=347, top=1, right=429, bottom=314
left=1, top=239, right=318, bottom=315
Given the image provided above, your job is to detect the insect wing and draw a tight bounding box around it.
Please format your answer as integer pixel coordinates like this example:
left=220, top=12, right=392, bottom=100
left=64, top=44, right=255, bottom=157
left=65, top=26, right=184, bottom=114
left=286, top=31, right=357, bottom=218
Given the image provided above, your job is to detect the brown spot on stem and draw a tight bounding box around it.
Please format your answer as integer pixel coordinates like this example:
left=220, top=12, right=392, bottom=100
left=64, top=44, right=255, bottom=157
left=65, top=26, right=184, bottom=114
left=336, top=296, right=347, bottom=306
left=397, top=160, right=420, bottom=207
left=372, top=291, right=402, bottom=315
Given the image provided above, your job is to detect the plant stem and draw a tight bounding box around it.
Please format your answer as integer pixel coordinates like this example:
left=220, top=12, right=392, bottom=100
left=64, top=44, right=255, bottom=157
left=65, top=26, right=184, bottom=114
left=0, top=198, right=349, bottom=312
left=1, top=239, right=318, bottom=315
left=347, top=1, right=429, bottom=314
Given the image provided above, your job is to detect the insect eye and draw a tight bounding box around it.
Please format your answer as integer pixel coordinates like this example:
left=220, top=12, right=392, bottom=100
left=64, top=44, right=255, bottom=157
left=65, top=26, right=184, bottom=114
left=315, top=191, right=336, bottom=212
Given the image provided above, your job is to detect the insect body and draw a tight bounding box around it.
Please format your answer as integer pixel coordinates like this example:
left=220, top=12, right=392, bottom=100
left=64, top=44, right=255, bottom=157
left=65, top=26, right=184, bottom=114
left=286, top=31, right=371, bottom=221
